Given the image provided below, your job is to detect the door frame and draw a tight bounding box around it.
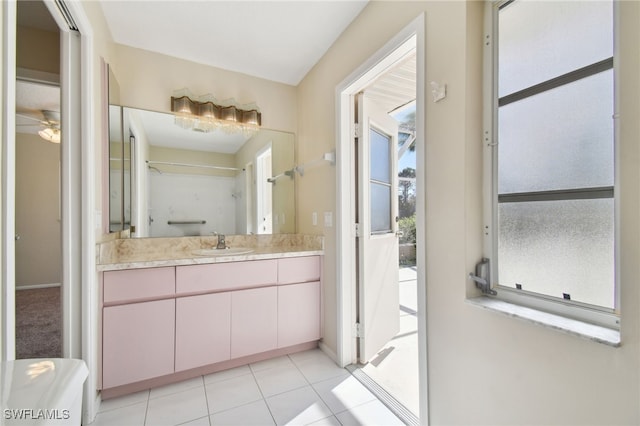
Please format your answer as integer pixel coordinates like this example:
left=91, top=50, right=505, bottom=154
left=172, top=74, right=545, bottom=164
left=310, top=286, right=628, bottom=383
left=335, top=13, right=428, bottom=423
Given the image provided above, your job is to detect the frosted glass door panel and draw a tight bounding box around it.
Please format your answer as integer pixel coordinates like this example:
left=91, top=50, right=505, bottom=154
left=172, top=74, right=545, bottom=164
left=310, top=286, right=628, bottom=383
left=370, top=128, right=392, bottom=234
left=498, top=199, right=614, bottom=308
left=498, top=0, right=613, bottom=97
left=371, top=183, right=391, bottom=233
left=498, top=71, right=614, bottom=194
left=370, top=129, right=391, bottom=183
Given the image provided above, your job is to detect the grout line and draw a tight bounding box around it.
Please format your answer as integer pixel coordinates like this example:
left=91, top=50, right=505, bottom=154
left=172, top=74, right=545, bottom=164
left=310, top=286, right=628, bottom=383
left=201, top=375, right=212, bottom=426
left=142, top=389, right=150, bottom=426
left=249, top=358, right=278, bottom=426
left=289, top=353, right=349, bottom=421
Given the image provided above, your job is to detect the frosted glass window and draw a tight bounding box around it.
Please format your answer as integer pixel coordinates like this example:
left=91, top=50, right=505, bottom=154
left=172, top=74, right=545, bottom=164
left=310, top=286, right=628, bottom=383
left=371, top=183, right=391, bottom=233
left=498, top=70, right=614, bottom=194
left=498, top=199, right=614, bottom=308
left=370, top=128, right=391, bottom=184
left=499, top=0, right=613, bottom=97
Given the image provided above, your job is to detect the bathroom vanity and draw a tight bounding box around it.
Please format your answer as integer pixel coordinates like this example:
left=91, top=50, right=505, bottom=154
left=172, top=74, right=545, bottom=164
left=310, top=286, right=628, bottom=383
left=97, top=235, right=323, bottom=399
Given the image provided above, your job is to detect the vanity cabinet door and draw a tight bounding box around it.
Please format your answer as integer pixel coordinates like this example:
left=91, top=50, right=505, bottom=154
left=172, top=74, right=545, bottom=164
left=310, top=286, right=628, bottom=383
left=103, top=299, right=175, bottom=389
left=175, top=293, right=231, bottom=371
left=231, top=286, right=277, bottom=358
left=278, top=256, right=321, bottom=285
left=277, top=281, right=321, bottom=348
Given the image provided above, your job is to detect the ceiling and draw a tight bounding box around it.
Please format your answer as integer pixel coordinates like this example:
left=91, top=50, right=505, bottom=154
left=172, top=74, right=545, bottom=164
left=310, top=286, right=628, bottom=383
left=99, top=1, right=368, bottom=86
left=365, top=52, right=416, bottom=117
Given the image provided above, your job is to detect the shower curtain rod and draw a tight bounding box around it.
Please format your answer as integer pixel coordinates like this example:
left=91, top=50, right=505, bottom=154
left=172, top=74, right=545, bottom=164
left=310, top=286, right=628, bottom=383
left=146, top=160, right=242, bottom=172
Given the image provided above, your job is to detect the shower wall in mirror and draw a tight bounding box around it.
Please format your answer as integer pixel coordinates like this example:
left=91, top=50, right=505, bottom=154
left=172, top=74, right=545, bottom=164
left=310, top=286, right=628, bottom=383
left=115, top=107, right=295, bottom=238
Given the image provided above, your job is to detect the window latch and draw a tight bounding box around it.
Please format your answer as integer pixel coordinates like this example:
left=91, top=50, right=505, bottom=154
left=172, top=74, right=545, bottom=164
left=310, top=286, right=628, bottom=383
left=469, top=258, right=497, bottom=296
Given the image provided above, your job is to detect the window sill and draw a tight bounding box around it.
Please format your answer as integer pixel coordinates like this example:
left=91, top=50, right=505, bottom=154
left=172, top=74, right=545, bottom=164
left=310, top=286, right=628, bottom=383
left=467, top=296, right=621, bottom=347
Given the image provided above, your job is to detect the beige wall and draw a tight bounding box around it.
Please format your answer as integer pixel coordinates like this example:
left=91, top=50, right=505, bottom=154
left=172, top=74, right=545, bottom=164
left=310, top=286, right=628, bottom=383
left=110, top=44, right=298, bottom=134
left=297, top=1, right=639, bottom=424
left=235, top=129, right=296, bottom=234
left=16, top=25, right=59, bottom=74
left=15, top=133, right=61, bottom=287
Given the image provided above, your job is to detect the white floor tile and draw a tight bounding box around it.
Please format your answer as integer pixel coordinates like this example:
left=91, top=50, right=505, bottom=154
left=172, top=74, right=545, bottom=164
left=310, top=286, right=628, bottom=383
left=150, top=376, right=204, bottom=400
left=306, top=416, right=342, bottom=426
left=250, top=354, right=295, bottom=372
left=265, top=385, right=333, bottom=426
left=98, top=390, right=149, bottom=413
left=210, top=399, right=275, bottom=426
left=312, top=375, right=376, bottom=414
left=90, top=401, right=147, bottom=426
left=94, top=344, right=415, bottom=426
left=289, top=350, right=350, bottom=384
left=253, top=364, right=309, bottom=397
left=335, top=400, right=405, bottom=426
left=204, top=365, right=252, bottom=384
left=146, top=386, right=209, bottom=426
left=205, top=373, right=263, bottom=414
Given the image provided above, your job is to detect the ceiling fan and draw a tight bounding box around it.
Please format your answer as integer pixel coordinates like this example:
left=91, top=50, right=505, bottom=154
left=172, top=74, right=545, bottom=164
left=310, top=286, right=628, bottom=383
left=16, top=110, right=61, bottom=144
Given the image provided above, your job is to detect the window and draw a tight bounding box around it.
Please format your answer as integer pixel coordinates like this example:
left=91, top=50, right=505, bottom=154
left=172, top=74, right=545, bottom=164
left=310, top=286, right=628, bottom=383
left=485, top=0, right=617, bottom=327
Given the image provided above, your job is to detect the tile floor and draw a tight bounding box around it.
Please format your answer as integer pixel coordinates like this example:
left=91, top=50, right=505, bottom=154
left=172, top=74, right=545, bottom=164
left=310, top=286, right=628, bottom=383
left=90, top=349, right=405, bottom=426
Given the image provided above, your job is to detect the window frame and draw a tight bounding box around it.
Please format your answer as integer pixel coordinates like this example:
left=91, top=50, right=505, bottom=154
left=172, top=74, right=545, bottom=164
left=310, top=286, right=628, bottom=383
left=482, top=0, right=620, bottom=330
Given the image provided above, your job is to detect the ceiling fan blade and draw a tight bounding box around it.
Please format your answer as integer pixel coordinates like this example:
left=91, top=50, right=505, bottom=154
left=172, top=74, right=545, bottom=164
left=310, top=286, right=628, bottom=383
left=16, top=112, right=45, bottom=124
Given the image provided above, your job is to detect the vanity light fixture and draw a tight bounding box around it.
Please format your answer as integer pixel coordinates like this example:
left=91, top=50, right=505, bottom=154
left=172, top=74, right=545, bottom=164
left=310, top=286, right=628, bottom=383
left=170, top=89, right=261, bottom=137
left=38, top=127, right=61, bottom=144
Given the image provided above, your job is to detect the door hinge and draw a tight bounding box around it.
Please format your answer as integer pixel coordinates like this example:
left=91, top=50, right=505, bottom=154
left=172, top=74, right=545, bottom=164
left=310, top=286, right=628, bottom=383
left=353, top=322, right=364, bottom=338
left=354, top=223, right=361, bottom=238
left=353, top=123, right=361, bottom=139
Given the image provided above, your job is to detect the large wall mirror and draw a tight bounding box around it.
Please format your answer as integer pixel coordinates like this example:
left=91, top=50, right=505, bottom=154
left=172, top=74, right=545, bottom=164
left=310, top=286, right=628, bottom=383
left=106, top=65, right=132, bottom=233
left=108, top=106, right=296, bottom=238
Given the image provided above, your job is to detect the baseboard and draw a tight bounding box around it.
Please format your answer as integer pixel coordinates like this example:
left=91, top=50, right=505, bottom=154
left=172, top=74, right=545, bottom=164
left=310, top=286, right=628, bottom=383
left=318, top=341, right=339, bottom=364
left=16, top=283, right=61, bottom=290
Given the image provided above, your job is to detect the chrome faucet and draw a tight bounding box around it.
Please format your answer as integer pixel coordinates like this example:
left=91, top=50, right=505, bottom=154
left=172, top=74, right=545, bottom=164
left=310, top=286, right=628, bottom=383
left=216, top=234, right=227, bottom=250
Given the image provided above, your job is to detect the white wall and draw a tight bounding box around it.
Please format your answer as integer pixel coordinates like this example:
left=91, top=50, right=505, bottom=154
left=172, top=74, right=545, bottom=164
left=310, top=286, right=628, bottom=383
left=297, top=1, right=640, bottom=424
left=148, top=173, right=236, bottom=237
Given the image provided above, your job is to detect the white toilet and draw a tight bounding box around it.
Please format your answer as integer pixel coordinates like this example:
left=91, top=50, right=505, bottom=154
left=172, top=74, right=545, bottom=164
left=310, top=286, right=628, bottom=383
left=0, top=358, right=88, bottom=426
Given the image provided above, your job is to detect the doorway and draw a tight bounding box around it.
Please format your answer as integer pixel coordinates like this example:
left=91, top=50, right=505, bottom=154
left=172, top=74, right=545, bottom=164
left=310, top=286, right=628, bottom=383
left=336, top=15, right=427, bottom=425
left=14, top=0, right=62, bottom=359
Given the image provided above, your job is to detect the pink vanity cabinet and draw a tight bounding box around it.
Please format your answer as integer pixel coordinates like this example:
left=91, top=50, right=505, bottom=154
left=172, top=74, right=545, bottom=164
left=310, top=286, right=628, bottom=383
left=102, top=267, right=176, bottom=389
left=101, top=255, right=322, bottom=397
left=174, top=259, right=278, bottom=370
left=277, top=256, right=322, bottom=348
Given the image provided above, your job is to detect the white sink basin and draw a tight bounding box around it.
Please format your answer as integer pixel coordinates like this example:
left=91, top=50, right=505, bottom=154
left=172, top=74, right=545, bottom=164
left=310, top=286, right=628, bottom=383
left=192, top=247, right=254, bottom=257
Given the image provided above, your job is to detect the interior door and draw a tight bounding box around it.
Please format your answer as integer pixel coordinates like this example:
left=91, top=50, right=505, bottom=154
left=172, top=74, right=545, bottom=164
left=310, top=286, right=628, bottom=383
left=357, top=92, right=400, bottom=362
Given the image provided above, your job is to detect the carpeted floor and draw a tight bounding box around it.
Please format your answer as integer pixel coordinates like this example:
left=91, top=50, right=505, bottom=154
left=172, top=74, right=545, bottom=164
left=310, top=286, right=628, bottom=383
left=15, top=286, right=62, bottom=359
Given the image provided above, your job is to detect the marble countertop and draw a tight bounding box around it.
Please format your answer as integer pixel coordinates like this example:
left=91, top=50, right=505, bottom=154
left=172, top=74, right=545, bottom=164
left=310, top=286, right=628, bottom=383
left=97, top=234, right=324, bottom=272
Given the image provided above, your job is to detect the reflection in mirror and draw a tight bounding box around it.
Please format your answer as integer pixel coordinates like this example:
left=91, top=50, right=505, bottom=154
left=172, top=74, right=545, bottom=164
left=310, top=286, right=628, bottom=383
left=107, top=64, right=132, bottom=233
left=119, top=107, right=295, bottom=238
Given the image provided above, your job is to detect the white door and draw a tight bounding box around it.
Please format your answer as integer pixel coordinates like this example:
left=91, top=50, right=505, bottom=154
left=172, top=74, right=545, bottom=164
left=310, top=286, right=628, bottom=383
left=357, top=92, right=400, bottom=362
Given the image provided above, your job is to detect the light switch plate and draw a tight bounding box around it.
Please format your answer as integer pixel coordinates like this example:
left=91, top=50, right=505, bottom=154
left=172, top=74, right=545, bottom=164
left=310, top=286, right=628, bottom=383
left=324, top=212, right=333, bottom=227
left=312, top=212, right=318, bottom=226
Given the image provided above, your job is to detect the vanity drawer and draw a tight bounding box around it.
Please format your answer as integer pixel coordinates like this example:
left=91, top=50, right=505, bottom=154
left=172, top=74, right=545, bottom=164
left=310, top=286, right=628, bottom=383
left=176, top=259, right=278, bottom=294
left=103, top=267, right=175, bottom=304
left=277, top=256, right=321, bottom=285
